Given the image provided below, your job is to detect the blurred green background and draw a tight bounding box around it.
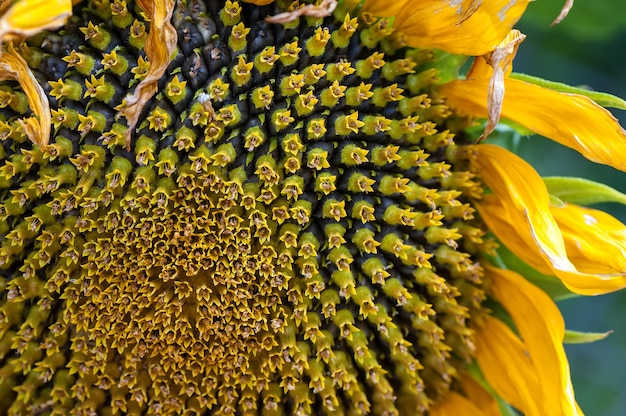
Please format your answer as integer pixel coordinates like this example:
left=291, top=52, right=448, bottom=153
left=512, top=1, right=626, bottom=414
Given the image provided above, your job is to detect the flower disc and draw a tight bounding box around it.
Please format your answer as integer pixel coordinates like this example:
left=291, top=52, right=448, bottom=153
left=0, top=1, right=491, bottom=414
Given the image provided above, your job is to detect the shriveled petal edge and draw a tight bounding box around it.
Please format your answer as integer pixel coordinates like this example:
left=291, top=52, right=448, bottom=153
left=0, top=43, right=50, bottom=147
left=117, top=0, right=177, bottom=150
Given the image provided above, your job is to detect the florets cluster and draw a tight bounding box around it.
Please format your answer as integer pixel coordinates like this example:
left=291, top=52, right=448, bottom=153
left=0, top=0, right=490, bottom=414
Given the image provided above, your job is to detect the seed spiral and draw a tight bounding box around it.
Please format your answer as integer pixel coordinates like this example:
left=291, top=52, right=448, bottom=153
left=0, top=0, right=491, bottom=414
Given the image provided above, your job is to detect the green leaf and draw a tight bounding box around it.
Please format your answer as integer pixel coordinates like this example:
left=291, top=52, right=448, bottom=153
left=543, top=176, right=626, bottom=206
left=496, top=245, right=578, bottom=302
left=564, top=329, right=613, bottom=344
left=510, top=73, right=626, bottom=110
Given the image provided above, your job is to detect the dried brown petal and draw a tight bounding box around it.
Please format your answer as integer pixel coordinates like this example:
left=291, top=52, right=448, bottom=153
left=118, top=0, right=177, bottom=149
left=0, top=43, right=51, bottom=146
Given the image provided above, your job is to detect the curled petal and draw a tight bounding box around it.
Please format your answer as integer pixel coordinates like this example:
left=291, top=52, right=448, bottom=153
left=467, top=30, right=526, bottom=139
left=478, top=195, right=559, bottom=275
left=551, top=203, right=626, bottom=274
left=552, top=0, right=574, bottom=26
left=265, top=0, right=337, bottom=24
left=0, top=0, right=71, bottom=42
left=118, top=0, right=177, bottom=149
left=469, top=144, right=626, bottom=294
left=441, top=77, right=626, bottom=172
left=482, top=265, right=581, bottom=416
left=0, top=43, right=51, bottom=147
left=430, top=391, right=490, bottom=416
left=362, top=0, right=531, bottom=56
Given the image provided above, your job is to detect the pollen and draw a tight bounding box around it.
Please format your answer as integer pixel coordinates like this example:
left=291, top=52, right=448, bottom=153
left=0, top=1, right=490, bottom=415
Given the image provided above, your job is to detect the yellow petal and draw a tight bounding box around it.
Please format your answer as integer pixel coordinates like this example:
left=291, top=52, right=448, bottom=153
left=551, top=203, right=626, bottom=274
left=361, top=0, right=404, bottom=17
left=477, top=195, right=558, bottom=275
left=474, top=315, right=541, bottom=415
left=0, top=43, right=50, bottom=147
left=430, top=391, right=490, bottom=416
left=469, top=144, right=626, bottom=295
left=486, top=265, right=581, bottom=415
left=459, top=373, right=501, bottom=416
left=362, top=0, right=531, bottom=56
left=118, top=0, right=176, bottom=149
left=441, top=77, right=626, bottom=172
left=0, top=0, right=71, bottom=41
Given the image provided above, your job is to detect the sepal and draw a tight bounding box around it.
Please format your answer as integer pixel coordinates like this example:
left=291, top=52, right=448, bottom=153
left=543, top=176, right=626, bottom=206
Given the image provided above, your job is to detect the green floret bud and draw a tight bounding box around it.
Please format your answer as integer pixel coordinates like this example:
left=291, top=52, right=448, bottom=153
left=305, top=27, right=331, bottom=57
left=78, top=111, right=107, bottom=136
left=347, top=172, right=375, bottom=193
left=80, top=21, right=112, bottom=51
left=134, top=135, right=157, bottom=165
left=51, top=108, right=79, bottom=130
left=251, top=85, right=274, bottom=109
left=335, top=113, right=364, bottom=136
left=331, top=14, right=358, bottom=48
left=129, top=19, right=148, bottom=49
left=231, top=55, right=253, bottom=86
left=271, top=108, right=294, bottom=132
left=253, top=46, right=279, bottom=74
left=110, top=0, right=133, bottom=28
left=314, top=172, right=337, bottom=194
left=360, top=17, right=394, bottom=48
left=83, top=75, right=115, bottom=103
left=174, top=126, right=197, bottom=151
left=220, top=0, right=242, bottom=26
left=382, top=57, right=417, bottom=81
left=62, top=51, right=95, bottom=76
left=340, top=143, right=368, bottom=166
left=278, top=40, right=301, bottom=67
left=356, top=51, right=386, bottom=79
left=155, top=148, right=179, bottom=176
left=406, top=67, right=439, bottom=93
left=210, top=143, right=237, bottom=167
left=0, top=88, right=27, bottom=113
left=102, top=49, right=130, bottom=75
left=351, top=228, right=379, bottom=253
left=244, top=126, right=265, bottom=151
left=351, top=200, right=375, bottom=222
left=228, top=22, right=250, bottom=52
left=49, top=79, right=83, bottom=102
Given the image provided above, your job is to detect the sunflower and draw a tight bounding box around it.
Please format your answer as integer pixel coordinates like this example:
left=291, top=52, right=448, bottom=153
left=1, top=0, right=625, bottom=415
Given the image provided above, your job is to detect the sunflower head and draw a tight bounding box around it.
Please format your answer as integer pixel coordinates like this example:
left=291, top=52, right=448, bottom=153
left=1, top=0, right=626, bottom=415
